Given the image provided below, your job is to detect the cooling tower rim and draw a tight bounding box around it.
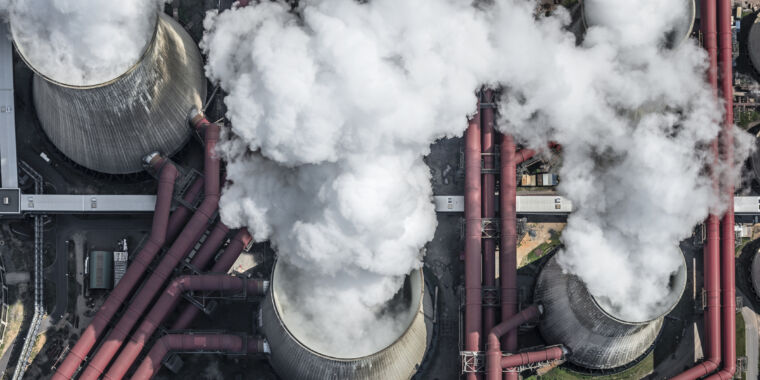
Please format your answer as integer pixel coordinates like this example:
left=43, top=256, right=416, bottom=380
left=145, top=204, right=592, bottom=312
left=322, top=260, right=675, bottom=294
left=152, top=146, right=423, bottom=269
left=580, top=0, right=696, bottom=48
left=11, top=11, right=162, bottom=89
left=589, top=250, right=686, bottom=324
left=268, top=259, right=425, bottom=362
left=543, top=248, right=687, bottom=325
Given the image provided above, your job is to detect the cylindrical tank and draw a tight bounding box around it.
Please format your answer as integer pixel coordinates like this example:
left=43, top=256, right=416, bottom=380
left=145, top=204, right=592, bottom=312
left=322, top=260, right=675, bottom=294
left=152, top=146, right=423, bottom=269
left=582, top=0, right=696, bottom=49
left=12, top=12, right=206, bottom=174
left=260, top=261, right=433, bottom=380
left=534, top=253, right=686, bottom=370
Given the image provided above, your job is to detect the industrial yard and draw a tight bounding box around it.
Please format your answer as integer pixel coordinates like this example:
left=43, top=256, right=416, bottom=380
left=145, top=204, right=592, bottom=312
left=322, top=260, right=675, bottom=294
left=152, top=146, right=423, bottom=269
left=0, top=0, right=758, bottom=379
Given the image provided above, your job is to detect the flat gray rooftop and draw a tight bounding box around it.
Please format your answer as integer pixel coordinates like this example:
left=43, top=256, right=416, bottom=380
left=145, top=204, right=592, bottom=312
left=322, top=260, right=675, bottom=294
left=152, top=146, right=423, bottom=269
left=0, top=23, right=17, bottom=189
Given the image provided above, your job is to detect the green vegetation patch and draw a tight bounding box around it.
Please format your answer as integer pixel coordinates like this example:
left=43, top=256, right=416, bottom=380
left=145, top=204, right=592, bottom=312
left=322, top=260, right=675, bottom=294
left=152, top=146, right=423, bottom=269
left=736, top=312, right=746, bottom=380
left=736, top=237, right=751, bottom=257
left=0, top=300, right=25, bottom=357
left=529, top=352, right=654, bottom=380
left=737, top=110, right=760, bottom=129
left=522, top=230, right=562, bottom=266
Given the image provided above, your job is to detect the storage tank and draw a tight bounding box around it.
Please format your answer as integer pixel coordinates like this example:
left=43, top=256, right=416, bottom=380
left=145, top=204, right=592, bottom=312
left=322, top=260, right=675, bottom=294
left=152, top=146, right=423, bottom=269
left=534, top=253, right=687, bottom=370
left=582, top=0, right=696, bottom=49
left=259, top=261, right=433, bottom=380
left=12, top=12, right=206, bottom=174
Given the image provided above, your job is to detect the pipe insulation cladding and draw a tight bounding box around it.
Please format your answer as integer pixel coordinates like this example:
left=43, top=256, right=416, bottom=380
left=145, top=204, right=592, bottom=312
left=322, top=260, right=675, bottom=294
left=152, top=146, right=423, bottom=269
left=12, top=12, right=206, bottom=174
left=534, top=253, right=687, bottom=371
left=259, top=261, right=434, bottom=380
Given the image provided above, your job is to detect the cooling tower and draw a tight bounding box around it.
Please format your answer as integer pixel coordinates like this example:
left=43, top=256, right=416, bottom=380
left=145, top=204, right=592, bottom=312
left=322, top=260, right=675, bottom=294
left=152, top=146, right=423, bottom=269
left=12, top=12, right=206, bottom=174
left=582, top=0, right=696, bottom=49
left=751, top=248, right=760, bottom=297
left=259, top=262, right=433, bottom=380
left=749, top=19, right=760, bottom=76
left=534, top=254, right=687, bottom=370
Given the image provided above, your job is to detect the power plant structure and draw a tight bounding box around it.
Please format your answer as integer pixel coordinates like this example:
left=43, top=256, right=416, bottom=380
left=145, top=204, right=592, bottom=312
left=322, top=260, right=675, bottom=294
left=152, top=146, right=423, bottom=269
left=748, top=16, right=760, bottom=76
left=0, top=0, right=747, bottom=379
left=752, top=248, right=760, bottom=298
left=534, top=254, right=687, bottom=370
left=12, top=12, right=206, bottom=174
left=260, top=261, right=434, bottom=380
left=581, top=0, right=696, bottom=48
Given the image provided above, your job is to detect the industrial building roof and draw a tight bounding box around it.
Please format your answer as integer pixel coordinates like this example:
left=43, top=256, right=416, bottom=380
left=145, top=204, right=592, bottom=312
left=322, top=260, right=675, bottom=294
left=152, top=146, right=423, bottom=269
left=89, top=250, right=114, bottom=290
left=0, top=24, right=18, bottom=189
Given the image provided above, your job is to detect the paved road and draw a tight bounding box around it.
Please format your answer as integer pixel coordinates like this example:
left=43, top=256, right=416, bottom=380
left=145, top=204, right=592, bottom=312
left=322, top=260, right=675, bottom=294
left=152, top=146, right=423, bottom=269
left=46, top=222, right=67, bottom=323
left=742, top=306, right=759, bottom=380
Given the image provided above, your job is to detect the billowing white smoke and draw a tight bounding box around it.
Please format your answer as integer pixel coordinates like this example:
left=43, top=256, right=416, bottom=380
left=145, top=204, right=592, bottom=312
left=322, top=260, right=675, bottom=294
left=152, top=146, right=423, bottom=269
left=0, top=0, right=166, bottom=86
left=203, top=0, right=751, bottom=353
left=205, top=0, right=481, bottom=356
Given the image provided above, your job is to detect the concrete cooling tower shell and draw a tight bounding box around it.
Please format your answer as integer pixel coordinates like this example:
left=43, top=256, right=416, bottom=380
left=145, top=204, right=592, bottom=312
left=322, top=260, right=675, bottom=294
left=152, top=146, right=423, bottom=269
left=260, top=262, right=433, bottom=380
left=751, top=248, right=760, bottom=297
left=582, top=0, right=695, bottom=49
left=749, top=19, right=760, bottom=75
left=534, top=254, right=687, bottom=370
left=13, top=12, right=206, bottom=174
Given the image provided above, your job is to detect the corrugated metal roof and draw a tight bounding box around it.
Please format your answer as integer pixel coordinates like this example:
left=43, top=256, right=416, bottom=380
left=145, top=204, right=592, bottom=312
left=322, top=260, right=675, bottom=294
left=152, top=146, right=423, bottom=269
left=434, top=195, right=573, bottom=214
left=21, top=194, right=156, bottom=213
left=88, top=251, right=114, bottom=290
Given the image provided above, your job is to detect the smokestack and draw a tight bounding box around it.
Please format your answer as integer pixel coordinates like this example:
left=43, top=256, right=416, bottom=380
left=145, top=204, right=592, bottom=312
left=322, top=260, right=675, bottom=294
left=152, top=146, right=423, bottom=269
left=12, top=12, right=206, bottom=174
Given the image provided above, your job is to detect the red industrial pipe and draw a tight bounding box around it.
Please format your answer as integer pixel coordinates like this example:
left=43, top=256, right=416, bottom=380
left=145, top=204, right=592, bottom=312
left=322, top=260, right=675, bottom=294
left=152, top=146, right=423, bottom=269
left=464, top=109, right=483, bottom=379
left=672, top=1, right=724, bottom=378
left=485, top=305, right=541, bottom=380
left=187, top=222, right=230, bottom=270
left=160, top=222, right=230, bottom=330
left=79, top=112, right=222, bottom=379
left=171, top=229, right=253, bottom=330
left=707, top=0, right=737, bottom=378
left=131, top=333, right=268, bottom=380
left=513, top=149, right=535, bottom=166
left=481, top=89, right=497, bottom=336
left=499, top=346, right=566, bottom=369
left=53, top=155, right=179, bottom=380
left=166, top=177, right=204, bottom=244
left=104, top=275, right=267, bottom=379
left=513, top=142, right=561, bottom=165
left=499, top=133, right=518, bottom=380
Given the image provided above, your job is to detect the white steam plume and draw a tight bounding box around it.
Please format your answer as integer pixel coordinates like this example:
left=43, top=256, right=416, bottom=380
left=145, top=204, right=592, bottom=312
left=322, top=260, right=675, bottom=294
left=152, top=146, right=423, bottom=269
left=203, top=0, right=752, bottom=354
left=0, top=0, right=167, bottom=86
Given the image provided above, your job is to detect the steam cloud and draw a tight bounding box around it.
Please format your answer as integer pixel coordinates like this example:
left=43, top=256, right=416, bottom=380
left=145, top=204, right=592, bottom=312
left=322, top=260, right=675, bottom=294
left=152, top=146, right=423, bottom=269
left=0, top=0, right=166, bottom=86
left=203, top=0, right=752, bottom=354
